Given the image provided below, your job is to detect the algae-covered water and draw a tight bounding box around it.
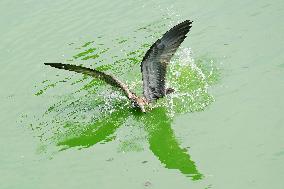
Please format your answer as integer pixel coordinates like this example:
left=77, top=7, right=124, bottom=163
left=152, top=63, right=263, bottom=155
left=1, top=0, right=284, bottom=188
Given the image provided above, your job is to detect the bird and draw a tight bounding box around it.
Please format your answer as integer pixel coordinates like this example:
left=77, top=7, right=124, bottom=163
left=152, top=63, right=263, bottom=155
left=44, top=20, right=193, bottom=113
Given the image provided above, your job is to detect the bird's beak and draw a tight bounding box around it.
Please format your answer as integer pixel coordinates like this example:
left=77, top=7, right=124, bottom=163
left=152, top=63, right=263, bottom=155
left=141, top=106, right=146, bottom=113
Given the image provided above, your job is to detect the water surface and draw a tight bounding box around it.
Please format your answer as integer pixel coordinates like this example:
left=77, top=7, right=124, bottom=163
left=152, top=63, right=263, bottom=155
left=0, top=0, right=284, bottom=189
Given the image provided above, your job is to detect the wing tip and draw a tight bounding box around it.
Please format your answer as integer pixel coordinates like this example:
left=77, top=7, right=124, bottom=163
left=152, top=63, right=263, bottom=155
left=44, top=62, right=60, bottom=66
left=177, top=19, right=193, bottom=26
left=179, top=19, right=193, bottom=31
left=44, top=62, right=66, bottom=69
left=166, top=19, right=193, bottom=38
left=183, top=19, right=193, bottom=25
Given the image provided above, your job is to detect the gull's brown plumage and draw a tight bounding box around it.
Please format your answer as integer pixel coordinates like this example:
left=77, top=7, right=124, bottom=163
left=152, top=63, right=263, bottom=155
left=44, top=20, right=192, bottom=112
left=141, top=20, right=192, bottom=102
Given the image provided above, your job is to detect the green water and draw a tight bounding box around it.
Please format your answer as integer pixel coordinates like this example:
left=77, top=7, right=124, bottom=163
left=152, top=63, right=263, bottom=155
left=1, top=1, right=283, bottom=188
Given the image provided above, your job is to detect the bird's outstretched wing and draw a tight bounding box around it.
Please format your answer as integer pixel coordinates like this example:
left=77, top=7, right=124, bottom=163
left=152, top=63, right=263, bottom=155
left=44, top=63, right=134, bottom=99
left=141, top=20, right=192, bottom=102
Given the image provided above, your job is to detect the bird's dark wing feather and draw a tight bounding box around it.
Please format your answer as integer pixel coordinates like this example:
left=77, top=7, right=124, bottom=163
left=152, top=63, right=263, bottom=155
left=141, top=20, right=192, bottom=102
left=44, top=63, right=134, bottom=99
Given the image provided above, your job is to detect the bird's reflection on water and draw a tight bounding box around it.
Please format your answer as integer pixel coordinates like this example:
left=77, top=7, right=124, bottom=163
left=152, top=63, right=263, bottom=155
left=58, top=107, right=131, bottom=149
left=56, top=105, right=202, bottom=179
left=140, top=108, right=203, bottom=180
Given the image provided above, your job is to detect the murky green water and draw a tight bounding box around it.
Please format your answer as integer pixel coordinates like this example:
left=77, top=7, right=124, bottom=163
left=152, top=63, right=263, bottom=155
left=1, top=0, right=284, bottom=188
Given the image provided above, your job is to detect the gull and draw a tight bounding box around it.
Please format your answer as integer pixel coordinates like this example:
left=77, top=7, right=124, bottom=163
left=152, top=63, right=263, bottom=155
left=45, top=20, right=192, bottom=112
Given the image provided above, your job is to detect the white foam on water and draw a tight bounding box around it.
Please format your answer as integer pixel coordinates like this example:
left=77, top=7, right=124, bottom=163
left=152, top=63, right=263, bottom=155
left=93, top=47, right=214, bottom=118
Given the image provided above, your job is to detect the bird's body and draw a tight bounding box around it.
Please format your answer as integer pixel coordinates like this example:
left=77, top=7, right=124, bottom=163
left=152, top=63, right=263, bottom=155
left=45, top=20, right=193, bottom=112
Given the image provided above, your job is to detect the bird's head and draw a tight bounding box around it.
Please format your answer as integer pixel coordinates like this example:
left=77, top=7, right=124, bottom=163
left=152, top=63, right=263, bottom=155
left=136, top=97, right=148, bottom=113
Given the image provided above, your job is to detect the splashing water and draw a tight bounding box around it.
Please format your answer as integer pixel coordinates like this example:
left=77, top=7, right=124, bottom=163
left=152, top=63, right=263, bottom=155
left=154, top=47, right=215, bottom=117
